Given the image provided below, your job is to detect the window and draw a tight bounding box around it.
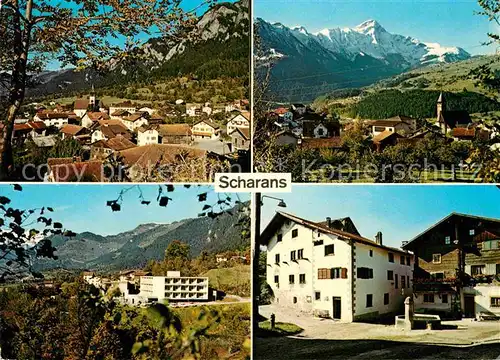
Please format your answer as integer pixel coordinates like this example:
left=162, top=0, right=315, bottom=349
left=317, top=128, right=324, bottom=136
left=471, top=265, right=485, bottom=276
left=277, top=234, right=283, bottom=242
left=442, top=294, right=448, bottom=303
left=406, top=256, right=411, bottom=266
left=497, top=264, right=500, bottom=275
left=431, top=272, right=444, bottom=280
left=469, top=229, right=475, bottom=236
left=289, top=275, right=295, bottom=284
left=374, top=126, right=386, bottom=133
left=388, top=253, right=394, bottom=263
left=357, top=267, right=373, bottom=279
left=401, top=275, right=406, bottom=288
left=395, top=275, right=398, bottom=289
left=298, top=249, right=304, bottom=259
left=384, top=293, right=389, bottom=305
left=318, top=268, right=331, bottom=279
left=369, top=250, right=373, bottom=257
left=315, top=291, right=321, bottom=301
left=491, top=297, right=500, bottom=307
left=424, top=294, right=435, bottom=303
left=274, top=275, right=279, bottom=284
left=432, top=254, right=442, bottom=264
left=400, top=256, right=405, bottom=265
left=293, top=297, right=297, bottom=304
left=292, top=229, right=298, bottom=238
left=325, top=244, right=334, bottom=256
left=290, top=251, right=296, bottom=261
left=387, top=270, right=394, bottom=281
left=445, top=236, right=451, bottom=245
left=299, top=274, right=306, bottom=284
left=275, top=254, right=280, bottom=263
left=366, top=294, right=373, bottom=308
left=483, top=240, right=499, bottom=250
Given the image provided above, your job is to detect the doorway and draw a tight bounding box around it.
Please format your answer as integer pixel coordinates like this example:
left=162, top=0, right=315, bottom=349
left=332, top=297, right=341, bottom=319
left=464, top=295, right=475, bottom=318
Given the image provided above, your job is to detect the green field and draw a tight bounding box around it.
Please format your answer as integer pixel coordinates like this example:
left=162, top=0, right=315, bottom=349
left=203, top=265, right=250, bottom=298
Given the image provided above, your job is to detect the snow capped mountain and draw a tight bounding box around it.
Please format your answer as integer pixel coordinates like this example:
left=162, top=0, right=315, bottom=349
left=255, top=18, right=470, bottom=101
left=261, top=18, right=469, bottom=66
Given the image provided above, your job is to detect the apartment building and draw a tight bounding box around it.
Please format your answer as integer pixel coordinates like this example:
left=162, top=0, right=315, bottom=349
left=261, top=212, right=413, bottom=322
left=139, top=271, right=209, bottom=302
left=402, top=213, right=500, bottom=319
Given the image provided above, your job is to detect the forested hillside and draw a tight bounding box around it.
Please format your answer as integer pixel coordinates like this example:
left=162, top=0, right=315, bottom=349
left=348, top=90, right=500, bottom=119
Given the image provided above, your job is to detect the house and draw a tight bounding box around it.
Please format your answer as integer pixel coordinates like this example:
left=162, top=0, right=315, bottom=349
left=275, top=130, right=299, bottom=146
left=186, top=103, right=202, bottom=117
left=110, top=109, right=133, bottom=121
left=139, top=272, right=209, bottom=302
left=158, top=124, right=193, bottom=145
left=91, top=135, right=136, bottom=159
left=216, top=254, right=229, bottom=263
left=81, top=112, right=110, bottom=128
left=227, top=113, right=250, bottom=134
left=119, top=113, right=149, bottom=131
left=109, top=101, right=137, bottom=118
left=368, top=116, right=417, bottom=137
left=73, top=98, right=90, bottom=118
left=274, top=107, right=294, bottom=122
left=45, top=159, right=104, bottom=182
left=230, top=127, right=250, bottom=151
left=13, top=122, right=46, bottom=141
left=372, top=130, right=403, bottom=152
left=192, top=120, right=220, bottom=139
left=402, top=213, right=500, bottom=319
left=60, top=124, right=88, bottom=140
left=137, top=126, right=160, bottom=146
left=73, top=88, right=107, bottom=117
left=34, top=111, right=75, bottom=129
left=118, top=144, right=207, bottom=181
left=437, top=93, right=473, bottom=134
left=90, top=120, right=131, bottom=143
left=451, top=127, right=477, bottom=142
left=302, top=121, right=340, bottom=138
left=202, top=103, right=212, bottom=116
left=119, top=269, right=152, bottom=283
left=138, top=106, right=155, bottom=116
left=291, top=103, right=307, bottom=116
left=262, top=211, right=413, bottom=322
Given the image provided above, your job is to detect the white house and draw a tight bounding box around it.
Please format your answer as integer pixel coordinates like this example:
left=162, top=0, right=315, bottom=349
left=120, top=113, right=149, bottom=131
left=137, top=126, right=160, bottom=146
left=139, top=271, right=209, bottom=302
left=368, top=116, right=417, bottom=137
left=262, top=212, right=413, bottom=322
left=186, top=103, right=202, bottom=117
left=109, top=102, right=137, bottom=118
left=226, top=113, right=250, bottom=134
left=191, top=120, right=220, bottom=139
left=34, top=111, right=72, bottom=129
left=81, top=112, right=110, bottom=128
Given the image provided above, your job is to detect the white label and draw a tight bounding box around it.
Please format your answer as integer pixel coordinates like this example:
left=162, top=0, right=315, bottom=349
left=214, top=173, right=291, bottom=193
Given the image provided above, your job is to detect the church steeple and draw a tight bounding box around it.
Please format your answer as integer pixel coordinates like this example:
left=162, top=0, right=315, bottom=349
left=89, top=84, right=96, bottom=109
left=437, top=92, right=446, bottom=133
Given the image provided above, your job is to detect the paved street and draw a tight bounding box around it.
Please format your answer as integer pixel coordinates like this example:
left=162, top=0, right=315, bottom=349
left=255, top=305, right=500, bottom=359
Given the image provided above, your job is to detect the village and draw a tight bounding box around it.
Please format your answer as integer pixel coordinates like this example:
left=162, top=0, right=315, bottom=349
left=6, top=90, right=250, bottom=181
left=268, top=94, right=492, bottom=152
left=256, top=189, right=500, bottom=359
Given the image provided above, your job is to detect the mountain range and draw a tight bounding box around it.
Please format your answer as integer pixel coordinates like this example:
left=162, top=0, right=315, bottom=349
left=22, top=0, right=249, bottom=99
left=33, top=202, right=249, bottom=272
left=255, top=18, right=471, bottom=102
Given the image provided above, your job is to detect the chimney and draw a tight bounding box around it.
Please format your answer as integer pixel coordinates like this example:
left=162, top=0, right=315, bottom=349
left=375, top=231, right=383, bottom=245
left=326, top=217, right=332, bottom=228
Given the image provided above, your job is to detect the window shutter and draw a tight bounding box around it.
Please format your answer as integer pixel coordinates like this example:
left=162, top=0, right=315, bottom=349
left=341, top=268, right=347, bottom=279
left=369, top=269, right=373, bottom=278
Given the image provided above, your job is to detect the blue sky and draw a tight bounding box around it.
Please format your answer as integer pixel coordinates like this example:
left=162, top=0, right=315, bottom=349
left=2, top=185, right=249, bottom=236
left=255, top=0, right=498, bottom=55
left=261, top=185, right=500, bottom=249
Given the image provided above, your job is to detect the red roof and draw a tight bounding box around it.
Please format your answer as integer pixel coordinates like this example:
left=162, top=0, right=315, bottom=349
left=274, top=107, right=289, bottom=115
left=74, top=99, right=89, bottom=110
left=452, top=127, right=475, bottom=138
left=49, top=160, right=104, bottom=182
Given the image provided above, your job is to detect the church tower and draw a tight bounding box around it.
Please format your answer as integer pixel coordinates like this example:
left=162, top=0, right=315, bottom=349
left=437, top=92, right=446, bottom=133
left=89, top=84, right=96, bottom=110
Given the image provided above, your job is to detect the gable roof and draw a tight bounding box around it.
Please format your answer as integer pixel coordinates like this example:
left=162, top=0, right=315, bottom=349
left=261, top=211, right=410, bottom=255
left=86, top=112, right=110, bottom=121
left=61, top=124, right=86, bottom=136
left=373, top=130, right=403, bottom=143
left=92, top=135, right=136, bottom=151
left=158, top=124, right=192, bottom=137
left=74, top=99, right=89, bottom=110
left=402, top=213, right=500, bottom=250
left=230, top=127, right=250, bottom=140
left=35, top=111, right=72, bottom=120
left=193, top=119, right=220, bottom=129
left=111, top=109, right=132, bottom=117
left=118, top=144, right=206, bottom=169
